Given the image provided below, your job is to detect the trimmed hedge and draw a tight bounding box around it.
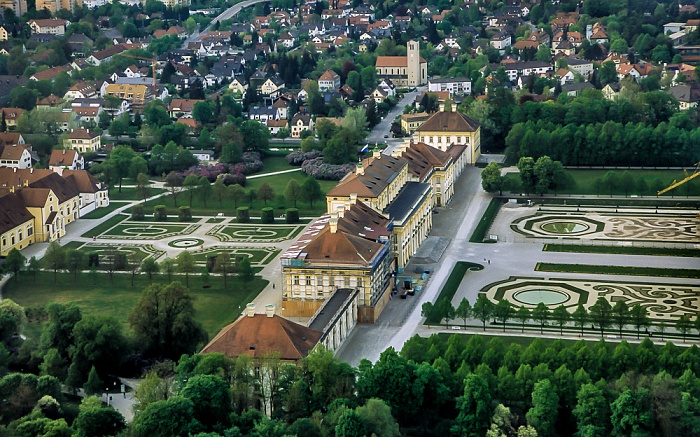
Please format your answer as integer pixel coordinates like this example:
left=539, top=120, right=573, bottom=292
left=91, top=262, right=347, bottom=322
left=131, top=205, right=144, bottom=221
left=154, top=205, right=167, bottom=221
left=236, top=207, right=250, bottom=223
left=178, top=206, right=192, bottom=222
left=285, top=208, right=299, bottom=224
left=261, top=207, right=274, bottom=224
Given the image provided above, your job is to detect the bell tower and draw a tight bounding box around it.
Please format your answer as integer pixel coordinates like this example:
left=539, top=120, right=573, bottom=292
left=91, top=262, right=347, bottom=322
left=406, top=40, right=420, bottom=87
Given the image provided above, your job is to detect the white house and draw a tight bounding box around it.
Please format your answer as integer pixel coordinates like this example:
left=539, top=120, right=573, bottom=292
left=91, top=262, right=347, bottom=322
left=428, top=77, right=472, bottom=97
left=49, top=149, right=84, bottom=170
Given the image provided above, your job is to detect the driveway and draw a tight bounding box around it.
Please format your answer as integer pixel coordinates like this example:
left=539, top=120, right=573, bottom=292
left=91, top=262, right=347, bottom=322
left=366, top=86, right=425, bottom=144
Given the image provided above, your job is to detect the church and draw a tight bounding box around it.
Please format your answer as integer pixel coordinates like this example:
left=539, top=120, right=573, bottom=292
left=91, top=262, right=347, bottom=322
left=375, top=40, right=428, bottom=88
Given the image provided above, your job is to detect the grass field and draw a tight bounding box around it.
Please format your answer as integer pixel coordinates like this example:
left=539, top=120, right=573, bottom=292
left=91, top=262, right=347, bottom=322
left=108, top=187, right=164, bottom=201
left=6, top=272, right=267, bottom=337
left=470, top=198, right=507, bottom=243
left=81, top=214, right=128, bottom=238
left=143, top=173, right=336, bottom=218
left=543, top=244, right=700, bottom=258
left=257, top=156, right=296, bottom=174
left=535, top=262, right=700, bottom=279
left=102, top=223, right=195, bottom=239
left=81, top=202, right=128, bottom=219
left=504, top=169, right=700, bottom=196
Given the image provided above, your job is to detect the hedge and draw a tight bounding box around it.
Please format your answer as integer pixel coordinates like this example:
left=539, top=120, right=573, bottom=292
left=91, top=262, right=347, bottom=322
left=285, top=208, right=299, bottom=224
left=260, top=207, right=274, bottom=224
left=236, top=207, right=250, bottom=223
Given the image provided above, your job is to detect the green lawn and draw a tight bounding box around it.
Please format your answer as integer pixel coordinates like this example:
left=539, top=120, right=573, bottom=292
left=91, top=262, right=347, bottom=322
left=213, top=224, right=304, bottom=241
left=191, top=247, right=280, bottom=265
left=257, top=156, right=296, bottom=174
left=108, top=187, right=164, bottom=201
left=504, top=169, right=700, bottom=196
left=103, top=223, right=194, bottom=239
left=6, top=272, right=268, bottom=337
left=470, top=198, right=506, bottom=243
left=543, top=244, right=700, bottom=258
left=81, top=214, right=128, bottom=238
left=535, top=262, right=700, bottom=279
left=144, top=173, right=335, bottom=218
left=80, top=202, right=129, bottom=219
left=61, top=242, right=164, bottom=263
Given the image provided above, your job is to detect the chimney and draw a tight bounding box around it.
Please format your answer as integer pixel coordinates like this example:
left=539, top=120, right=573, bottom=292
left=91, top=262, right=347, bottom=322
left=338, top=205, right=345, bottom=219
left=349, top=193, right=357, bottom=204
left=9, top=186, right=14, bottom=193
left=329, top=215, right=338, bottom=234
left=372, top=145, right=381, bottom=158
left=22, top=180, right=28, bottom=187
left=246, top=303, right=255, bottom=317
left=355, top=160, right=364, bottom=175
left=265, top=304, right=275, bottom=318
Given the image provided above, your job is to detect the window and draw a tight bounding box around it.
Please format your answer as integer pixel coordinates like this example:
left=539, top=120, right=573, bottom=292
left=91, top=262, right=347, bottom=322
left=27, top=227, right=32, bottom=236
left=357, top=277, right=363, bottom=288
left=344, top=277, right=350, bottom=287
left=293, top=275, right=299, bottom=285
left=305, top=276, right=311, bottom=286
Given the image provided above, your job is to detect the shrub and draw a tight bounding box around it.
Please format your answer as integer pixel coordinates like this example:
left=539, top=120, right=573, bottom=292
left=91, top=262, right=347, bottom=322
left=154, top=205, right=167, bottom=221
left=222, top=172, right=247, bottom=186
left=131, top=204, right=145, bottom=221
left=178, top=163, right=228, bottom=182
left=237, top=207, right=250, bottom=223
left=261, top=207, right=274, bottom=224
left=286, top=150, right=323, bottom=165
left=301, top=157, right=355, bottom=180
left=178, top=206, right=192, bottom=222
left=114, top=253, right=128, bottom=270
left=285, top=208, right=299, bottom=224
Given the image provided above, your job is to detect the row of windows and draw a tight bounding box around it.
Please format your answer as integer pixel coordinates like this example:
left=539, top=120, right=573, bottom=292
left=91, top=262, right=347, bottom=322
left=292, top=275, right=364, bottom=288
left=1, top=226, right=33, bottom=248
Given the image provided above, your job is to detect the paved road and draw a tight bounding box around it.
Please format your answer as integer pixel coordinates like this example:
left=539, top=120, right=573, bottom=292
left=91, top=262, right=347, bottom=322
left=336, top=165, right=700, bottom=367
left=203, top=0, right=271, bottom=34
left=366, top=86, right=425, bottom=144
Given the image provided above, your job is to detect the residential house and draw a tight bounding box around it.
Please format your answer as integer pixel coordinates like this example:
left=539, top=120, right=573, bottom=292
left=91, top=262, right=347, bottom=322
left=668, top=83, right=700, bottom=110
left=564, top=56, right=594, bottom=77
left=0, top=108, right=24, bottom=130
left=228, top=77, right=248, bottom=95
left=0, top=144, right=32, bottom=169
left=266, top=119, right=288, bottom=135
left=260, top=75, right=285, bottom=98
left=248, top=106, right=280, bottom=122
left=104, top=83, right=151, bottom=114
left=64, top=81, right=98, bottom=101
left=490, top=31, right=511, bottom=52
left=64, top=128, right=101, bottom=153
left=318, top=70, right=341, bottom=92
left=562, top=82, right=595, bottom=97
left=290, top=113, right=314, bottom=138
left=49, top=149, right=83, bottom=170
left=428, top=77, right=471, bottom=97
left=36, top=95, right=63, bottom=108
left=28, top=18, right=67, bottom=35
left=555, top=68, right=575, bottom=85
left=87, top=44, right=128, bottom=66
left=602, top=82, right=623, bottom=100
left=400, top=112, right=431, bottom=134
left=168, top=99, right=204, bottom=118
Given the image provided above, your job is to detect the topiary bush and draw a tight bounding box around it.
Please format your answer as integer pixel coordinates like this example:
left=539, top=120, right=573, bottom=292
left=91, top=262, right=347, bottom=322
left=131, top=204, right=144, bottom=221
left=154, top=205, right=167, bottom=221
left=261, top=207, right=274, bottom=224
left=285, top=208, right=299, bottom=224
left=237, top=206, right=250, bottom=223
left=178, top=206, right=192, bottom=222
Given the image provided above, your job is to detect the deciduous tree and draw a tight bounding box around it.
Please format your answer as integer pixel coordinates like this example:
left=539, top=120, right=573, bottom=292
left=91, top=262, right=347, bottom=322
left=176, top=251, right=196, bottom=287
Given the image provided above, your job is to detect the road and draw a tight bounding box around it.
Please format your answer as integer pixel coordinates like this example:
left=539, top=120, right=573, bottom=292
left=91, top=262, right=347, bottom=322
left=366, top=86, right=425, bottom=144
left=182, top=0, right=271, bottom=47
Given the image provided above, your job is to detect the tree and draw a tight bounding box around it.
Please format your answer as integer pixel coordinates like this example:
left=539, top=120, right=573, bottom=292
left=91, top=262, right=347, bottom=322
left=517, top=157, right=536, bottom=194
left=183, top=174, right=199, bottom=207
left=535, top=45, right=551, bottom=62
left=610, top=389, right=653, bottom=437
left=131, top=397, right=200, bottom=437
left=108, top=145, right=136, bottom=192
left=165, top=172, right=183, bottom=207
left=27, top=256, right=40, bottom=283
left=526, top=379, right=559, bottom=437
left=240, top=120, right=270, bottom=154
left=136, top=173, right=151, bottom=202
left=128, top=282, right=208, bottom=360
left=589, top=297, right=612, bottom=337
left=355, top=398, right=400, bottom=437
left=572, top=304, right=588, bottom=336
left=176, top=251, right=196, bottom=287
left=494, top=300, right=513, bottom=332
left=481, top=162, right=505, bottom=195
left=64, top=249, right=85, bottom=284
left=192, top=102, right=213, bottom=125
left=211, top=252, right=232, bottom=288
left=473, top=295, right=494, bottom=331
left=4, top=248, right=25, bottom=281
left=456, top=297, right=472, bottom=328
left=75, top=397, right=126, bottom=437
left=160, top=258, right=176, bottom=282
left=612, top=301, right=629, bottom=338
left=629, top=304, right=650, bottom=339
left=301, top=176, right=323, bottom=208
left=212, top=179, right=227, bottom=207
left=573, top=383, right=610, bottom=437
left=552, top=305, right=570, bottom=336
left=257, top=182, right=275, bottom=206
left=237, top=256, right=253, bottom=281
left=676, top=315, right=692, bottom=343
left=141, top=258, right=160, bottom=284
left=84, top=366, right=103, bottom=396
left=514, top=306, right=530, bottom=333
left=452, top=373, right=492, bottom=437
left=335, top=409, right=366, bottom=437
left=532, top=303, right=550, bottom=334
left=181, top=374, right=231, bottom=430
left=129, top=156, right=149, bottom=181
left=600, top=61, right=619, bottom=86
left=284, top=179, right=302, bottom=208
left=197, top=177, right=211, bottom=207
left=621, top=170, right=635, bottom=197
left=43, top=241, right=65, bottom=283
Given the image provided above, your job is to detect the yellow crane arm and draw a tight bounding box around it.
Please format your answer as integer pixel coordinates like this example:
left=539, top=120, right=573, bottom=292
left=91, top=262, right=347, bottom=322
left=658, top=163, right=700, bottom=195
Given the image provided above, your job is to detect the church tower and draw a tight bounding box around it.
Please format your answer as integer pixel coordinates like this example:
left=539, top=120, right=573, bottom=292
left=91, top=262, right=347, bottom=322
left=406, top=40, right=420, bottom=88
